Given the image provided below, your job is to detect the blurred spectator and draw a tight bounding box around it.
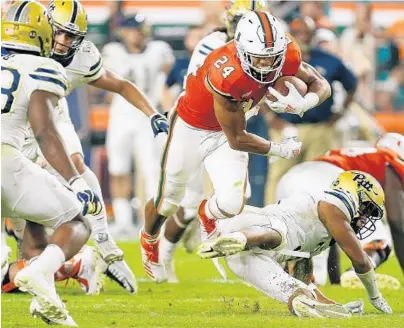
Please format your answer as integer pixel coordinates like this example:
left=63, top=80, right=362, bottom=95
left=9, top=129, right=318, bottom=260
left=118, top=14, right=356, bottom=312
left=161, top=26, right=205, bottom=111
left=388, top=19, right=404, bottom=61
left=266, top=16, right=357, bottom=203
left=339, top=2, right=375, bottom=110
left=299, top=1, right=333, bottom=30
left=201, top=0, right=225, bottom=32
left=376, top=65, right=404, bottom=112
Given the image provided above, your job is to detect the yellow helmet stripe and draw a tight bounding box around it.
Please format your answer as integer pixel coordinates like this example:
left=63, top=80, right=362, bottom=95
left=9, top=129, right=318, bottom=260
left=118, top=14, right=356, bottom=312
left=14, top=0, right=29, bottom=22
left=71, top=0, right=78, bottom=24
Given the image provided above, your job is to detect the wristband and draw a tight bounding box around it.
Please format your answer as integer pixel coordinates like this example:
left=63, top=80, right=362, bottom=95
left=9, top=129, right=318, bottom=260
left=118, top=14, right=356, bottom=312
left=70, top=176, right=90, bottom=193
left=303, top=93, right=320, bottom=111
left=356, top=269, right=380, bottom=299
left=266, top=142, right=283, bottom=157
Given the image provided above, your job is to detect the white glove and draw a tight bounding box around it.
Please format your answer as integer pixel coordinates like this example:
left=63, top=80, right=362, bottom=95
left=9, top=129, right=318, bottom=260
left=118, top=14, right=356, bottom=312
left=343, top=300, right=365, bottom=315
left=69, top=176, right=103, bottom=216
left=370, top=294, right=393, bottom=314
left=267, top=137, right=302, bottom=162
left=267, top=82, right=319, bottom=117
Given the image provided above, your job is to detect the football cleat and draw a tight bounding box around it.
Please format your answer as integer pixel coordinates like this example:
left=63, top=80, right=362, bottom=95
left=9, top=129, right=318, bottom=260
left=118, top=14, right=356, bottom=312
left=15, top=266, right=73, bottom=325
left=139, top=229, right=167, bottom=283
left=292, top=294, right=352, bottom=318
left=101, top=258, right=137, bottom=294
left=75, top=246, right=103, bottom=295
left=198, top=233, right=247, bottom=259
left=94, top=232, right=124, bottom=263
left=30, top=297, right=77, bottom=326
left=341, top=270, right=401, bottom=290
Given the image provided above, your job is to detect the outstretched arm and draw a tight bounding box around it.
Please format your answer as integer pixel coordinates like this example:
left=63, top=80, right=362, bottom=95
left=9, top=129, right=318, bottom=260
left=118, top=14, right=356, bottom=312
left=90, top=68, right=159, bottom=118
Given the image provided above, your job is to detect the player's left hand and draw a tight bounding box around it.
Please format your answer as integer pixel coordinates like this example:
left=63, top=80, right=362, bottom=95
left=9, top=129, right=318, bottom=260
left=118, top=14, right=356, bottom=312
left=267, top=82, right=309, bottom=117
left=343, top=300, right=365, bottom=314
left=150, top=113, right=169, bottom=136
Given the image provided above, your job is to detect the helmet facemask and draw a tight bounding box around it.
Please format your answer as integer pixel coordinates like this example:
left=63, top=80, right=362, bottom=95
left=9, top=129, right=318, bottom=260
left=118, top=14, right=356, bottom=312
left=236, top=41, right=286, bottom=84
left=352, top=191, right=384, bottom=240
left=51, top=21, right=86, bottom=63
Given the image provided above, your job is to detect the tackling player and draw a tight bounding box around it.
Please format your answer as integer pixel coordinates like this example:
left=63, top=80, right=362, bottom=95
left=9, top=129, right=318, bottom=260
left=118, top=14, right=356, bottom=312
left=1, top=1, right=101, bottom=324
left=276, top=133, right=404, bottom=283
left=141, top=9, right=331, bottom=283
left=198, top=171, right=392, bottom=317
left=6, top=0, right=169, bottom=294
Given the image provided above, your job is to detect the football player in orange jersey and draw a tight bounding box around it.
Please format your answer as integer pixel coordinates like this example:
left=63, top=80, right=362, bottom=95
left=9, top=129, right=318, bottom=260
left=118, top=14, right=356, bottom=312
left=276, top=133, right=404, bottom=285
left=140, top=10, right=331, bottom=283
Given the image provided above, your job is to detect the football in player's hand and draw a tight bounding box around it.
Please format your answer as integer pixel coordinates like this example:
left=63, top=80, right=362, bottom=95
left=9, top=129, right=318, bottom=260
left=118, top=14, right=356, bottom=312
left=266, top=76, right=308, bottom=102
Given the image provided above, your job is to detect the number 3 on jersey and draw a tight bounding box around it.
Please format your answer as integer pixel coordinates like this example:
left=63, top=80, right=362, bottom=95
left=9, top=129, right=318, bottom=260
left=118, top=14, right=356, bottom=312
left=1, top=66, right=21, bottom=114
left=214, top=55, right=235, bottom=78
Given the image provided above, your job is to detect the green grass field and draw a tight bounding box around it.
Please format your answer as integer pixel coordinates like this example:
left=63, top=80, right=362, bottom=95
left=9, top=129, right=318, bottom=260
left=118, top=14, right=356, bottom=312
left=2, top=240, right=404, bottom=328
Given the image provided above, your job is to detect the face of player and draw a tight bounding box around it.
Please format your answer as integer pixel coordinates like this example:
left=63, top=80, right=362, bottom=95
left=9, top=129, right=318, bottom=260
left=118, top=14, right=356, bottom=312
left=251, top=56, right=276, bottom=69
left=53, top=30, right=77, bottom=55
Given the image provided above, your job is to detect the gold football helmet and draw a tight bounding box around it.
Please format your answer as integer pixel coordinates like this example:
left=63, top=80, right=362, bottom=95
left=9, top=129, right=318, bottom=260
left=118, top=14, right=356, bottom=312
left=224, top=0, right=267, bottom=39
left=331, top=170, right=385, bottom=240
left=47, top=0, right=87, bottom=61
left=1, top=0, right=54, bottom=57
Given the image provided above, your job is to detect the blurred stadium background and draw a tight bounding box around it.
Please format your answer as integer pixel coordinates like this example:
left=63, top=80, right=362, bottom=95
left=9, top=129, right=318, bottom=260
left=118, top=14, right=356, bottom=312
left=10, top=0, right=404, bottom=237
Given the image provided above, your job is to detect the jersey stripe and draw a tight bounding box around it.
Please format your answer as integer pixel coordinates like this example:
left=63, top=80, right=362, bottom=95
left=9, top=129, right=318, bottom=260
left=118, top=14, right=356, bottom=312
left=84, top=66, right=102, bottom=79
left=14, top=1, right=29, bottom=21
left=34, top=68, right=65, bottom=79
left=255, top=11, right=274, bottom=47
left=324, top=190, right=355, bottom=219
left=89, top=56, right=102, bottom=72
left=71, top=0, right=78, bottom=24
left=198, top=49, right=209, bottom=56
left=29, top=74, right=67, bottom=91
left=201, top=44, right=214, bottom=52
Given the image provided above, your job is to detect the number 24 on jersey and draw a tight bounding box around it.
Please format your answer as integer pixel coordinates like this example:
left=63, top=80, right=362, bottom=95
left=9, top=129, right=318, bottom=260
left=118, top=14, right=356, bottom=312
left=214, top=56, right=234, bottom=78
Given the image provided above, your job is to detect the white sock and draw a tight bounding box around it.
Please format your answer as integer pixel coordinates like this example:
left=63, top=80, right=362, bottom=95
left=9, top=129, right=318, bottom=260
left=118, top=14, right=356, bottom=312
left=112, top=198, right=133, bottom=227
left=159, top=234, right=178, bottom=261
left=312, top=249, right=330, bottom=286
left=29, top=244, right=66, bottom=275
left=82, top=167, right=109, bottom=238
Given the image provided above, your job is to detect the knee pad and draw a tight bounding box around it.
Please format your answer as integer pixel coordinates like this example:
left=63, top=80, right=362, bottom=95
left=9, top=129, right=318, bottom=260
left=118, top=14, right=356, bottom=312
left=155, top=180, right=186, bottom=217
left=216, top=185, right=246, bottom=218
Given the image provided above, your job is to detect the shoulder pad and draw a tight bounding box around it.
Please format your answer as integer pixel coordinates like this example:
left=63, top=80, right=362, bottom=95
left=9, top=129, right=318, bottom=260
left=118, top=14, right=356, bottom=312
left=28, top=57, right=69, bottom=98
left=68, top=40, right=103, bottom=80
left=323, top=188, right=359, bottom=222
left=206, top=50, right=243, bottom=101
left=282, top=34, right=302, bottom=76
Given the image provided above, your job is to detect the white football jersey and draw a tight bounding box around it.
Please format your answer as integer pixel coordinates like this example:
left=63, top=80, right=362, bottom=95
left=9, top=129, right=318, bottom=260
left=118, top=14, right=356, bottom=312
left=185, top=31, right=228, bottom=87
left=1, top=53, right=68, bottom=150
left=265, top=188, right=358, bottom=262
left=65, top=40, right=104, bottom=89
left=102, top=40, right=174, bottom=108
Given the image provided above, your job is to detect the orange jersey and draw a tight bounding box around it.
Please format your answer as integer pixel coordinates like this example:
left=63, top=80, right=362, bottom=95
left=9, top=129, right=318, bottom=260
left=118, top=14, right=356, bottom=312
left=177, top=35, right=301, bottom=131
left=317, top=147, right=404, bottom=186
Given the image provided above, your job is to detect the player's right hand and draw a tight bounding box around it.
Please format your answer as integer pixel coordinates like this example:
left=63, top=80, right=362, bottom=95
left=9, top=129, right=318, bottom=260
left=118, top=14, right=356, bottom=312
left=69, top=177, right=103, bottom=216
left=370, top=295, right=393, bottom=314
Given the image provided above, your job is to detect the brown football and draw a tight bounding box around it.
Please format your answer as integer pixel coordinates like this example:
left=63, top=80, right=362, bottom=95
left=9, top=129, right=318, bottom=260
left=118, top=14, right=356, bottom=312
left=266, top=76, right=308, bottom=102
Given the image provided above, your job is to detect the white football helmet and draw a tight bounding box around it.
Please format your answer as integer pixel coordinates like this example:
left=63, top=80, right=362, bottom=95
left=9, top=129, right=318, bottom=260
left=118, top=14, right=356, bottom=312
left=376, top=133, right=404, bottom=157
left=234, top=10, right=287, bottom=84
